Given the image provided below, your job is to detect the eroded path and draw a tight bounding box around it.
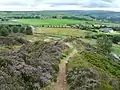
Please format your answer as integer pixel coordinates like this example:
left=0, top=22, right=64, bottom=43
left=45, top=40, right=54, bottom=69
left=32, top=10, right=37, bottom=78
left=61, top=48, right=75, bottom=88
left=55, top=43, right=77, bottom=90
left=43, top=43, right=77, bottom=90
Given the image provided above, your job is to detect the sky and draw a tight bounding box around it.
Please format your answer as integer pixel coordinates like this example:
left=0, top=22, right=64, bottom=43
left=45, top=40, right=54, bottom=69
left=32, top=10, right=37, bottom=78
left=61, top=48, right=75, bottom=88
left=0, top=0, right=120, bottom=11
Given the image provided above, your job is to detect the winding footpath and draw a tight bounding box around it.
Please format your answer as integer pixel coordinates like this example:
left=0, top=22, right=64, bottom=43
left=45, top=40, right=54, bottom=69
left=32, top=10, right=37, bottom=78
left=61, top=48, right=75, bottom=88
left=55, top=43, right=77, bottom=90
left=43, top=42, right=77, bottom=90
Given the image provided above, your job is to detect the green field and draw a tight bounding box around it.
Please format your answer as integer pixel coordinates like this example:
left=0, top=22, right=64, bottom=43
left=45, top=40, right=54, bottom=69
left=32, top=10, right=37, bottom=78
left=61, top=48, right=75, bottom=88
left=16, top=19, right=120, bottom=26
left=16, top=19, right=81, bottom=25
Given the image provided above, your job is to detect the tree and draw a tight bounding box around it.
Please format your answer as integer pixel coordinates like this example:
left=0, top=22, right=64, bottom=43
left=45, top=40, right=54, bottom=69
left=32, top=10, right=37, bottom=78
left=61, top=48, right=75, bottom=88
left=12, top=26, right=19, bottom=33
left=20, top=26, right=26, bottom=33
left=96, top=35, right=112, bottom=55
left=0, top=27, right=9, bottom=36
left=26, top=26, right=33, bottom=35
left=112, top=35, right=120, bottom=44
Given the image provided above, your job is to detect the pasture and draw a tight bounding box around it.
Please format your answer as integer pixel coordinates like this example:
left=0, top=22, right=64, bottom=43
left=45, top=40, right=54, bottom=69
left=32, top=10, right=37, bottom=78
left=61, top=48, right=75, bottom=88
left=16, top=19, right=120, bottom=27
left=34, top=28, right=88, bottom=38
left=16, top=19, right=81, bottom=25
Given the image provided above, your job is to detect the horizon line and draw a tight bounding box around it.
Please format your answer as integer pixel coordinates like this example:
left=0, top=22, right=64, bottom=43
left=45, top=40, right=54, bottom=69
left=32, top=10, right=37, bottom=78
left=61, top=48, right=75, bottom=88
left=0, top=10, right=119, bottom=12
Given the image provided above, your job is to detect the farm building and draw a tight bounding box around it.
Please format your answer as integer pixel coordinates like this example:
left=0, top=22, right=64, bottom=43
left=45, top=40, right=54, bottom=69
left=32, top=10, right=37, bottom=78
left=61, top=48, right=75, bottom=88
left=100, top=28, right=114, bottom=33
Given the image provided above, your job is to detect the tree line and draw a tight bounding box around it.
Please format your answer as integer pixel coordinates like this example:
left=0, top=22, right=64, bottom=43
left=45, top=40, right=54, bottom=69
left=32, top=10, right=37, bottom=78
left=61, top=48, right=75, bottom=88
left=0, top=24, right=33, bottom=36
left=36, top=23, right=120, bottom=31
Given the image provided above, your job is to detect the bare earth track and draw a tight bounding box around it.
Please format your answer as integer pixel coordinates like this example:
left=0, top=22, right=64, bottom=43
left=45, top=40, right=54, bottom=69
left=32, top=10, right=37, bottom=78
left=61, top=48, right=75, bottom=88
left=43, top=43, right=77, bottom=90
left=56, top=49, right=77, bottom=90
left=55, top=43, right=77, bottom=90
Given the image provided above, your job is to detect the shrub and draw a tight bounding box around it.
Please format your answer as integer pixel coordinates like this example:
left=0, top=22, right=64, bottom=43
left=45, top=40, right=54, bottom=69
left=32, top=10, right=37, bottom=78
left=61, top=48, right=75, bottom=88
left=0, top=41, right=65, bottom=89
left=67, top=51, right=120, bottom=90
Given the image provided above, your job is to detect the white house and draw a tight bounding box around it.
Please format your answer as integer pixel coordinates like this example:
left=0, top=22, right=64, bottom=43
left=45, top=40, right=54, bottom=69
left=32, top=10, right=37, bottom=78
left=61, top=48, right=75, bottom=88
left=100, top=28, right=114, bottom=33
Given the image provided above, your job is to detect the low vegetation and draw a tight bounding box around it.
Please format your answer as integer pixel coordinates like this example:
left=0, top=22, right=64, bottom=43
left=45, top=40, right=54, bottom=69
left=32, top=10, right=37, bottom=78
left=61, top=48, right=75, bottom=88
left=35, top=28, right=88, bottom=38
left=0, top=40, right=66, bottom=89
left=0, top=11, right=120, bottom=90
left=67, top=39, right=120, bottom=90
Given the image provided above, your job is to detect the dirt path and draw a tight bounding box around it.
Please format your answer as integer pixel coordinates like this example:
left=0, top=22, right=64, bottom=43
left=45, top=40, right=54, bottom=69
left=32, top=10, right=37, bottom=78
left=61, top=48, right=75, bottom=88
left=43, top=43, right=77, bottom=90
left=55, top=44, right=77, bottom=90
left=56, top=60, right=68, bottom=90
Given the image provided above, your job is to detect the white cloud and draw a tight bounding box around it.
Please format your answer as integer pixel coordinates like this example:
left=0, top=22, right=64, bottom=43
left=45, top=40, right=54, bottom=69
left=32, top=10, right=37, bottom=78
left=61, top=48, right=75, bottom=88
left=0, top=0, right=119, bottom=11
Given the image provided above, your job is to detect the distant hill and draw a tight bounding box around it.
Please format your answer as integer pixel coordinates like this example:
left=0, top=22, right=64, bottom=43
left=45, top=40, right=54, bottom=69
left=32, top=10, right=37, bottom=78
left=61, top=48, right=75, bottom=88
left=1, top=10, right=120, bottom=23
left=41, top=10, right=120, bottom=23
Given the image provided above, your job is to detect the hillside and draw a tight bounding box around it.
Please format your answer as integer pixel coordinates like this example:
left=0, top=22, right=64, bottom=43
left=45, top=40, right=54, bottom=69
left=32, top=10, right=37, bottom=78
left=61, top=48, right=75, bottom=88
left=0, top=37, right=66, bottom=89
left=0, top=10, right=120, bottom=90
left=66, top=38, right=120, bottom=90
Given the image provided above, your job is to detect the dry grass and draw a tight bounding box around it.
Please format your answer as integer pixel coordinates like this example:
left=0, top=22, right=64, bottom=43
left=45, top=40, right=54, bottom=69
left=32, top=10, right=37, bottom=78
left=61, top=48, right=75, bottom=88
left=34, top=28, right=88, bottom=38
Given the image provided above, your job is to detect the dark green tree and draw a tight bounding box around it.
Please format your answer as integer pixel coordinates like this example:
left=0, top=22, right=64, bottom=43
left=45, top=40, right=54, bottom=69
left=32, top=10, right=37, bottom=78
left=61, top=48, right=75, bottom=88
left=26, top=26, right=33, bottom=35
left=0, top=27, right=9, bottom=36
left=20, top=26, right=26, bottom=33
left=12, top=26, right=19, bottom=33
left=112, top=35, right=120, bottom=44
left=96, top=35, right=112, bottom=55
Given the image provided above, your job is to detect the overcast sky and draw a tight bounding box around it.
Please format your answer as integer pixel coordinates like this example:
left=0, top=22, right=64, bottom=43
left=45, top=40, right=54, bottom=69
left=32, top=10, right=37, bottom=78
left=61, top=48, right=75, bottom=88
left=0, top=0, right=120, bottom=11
